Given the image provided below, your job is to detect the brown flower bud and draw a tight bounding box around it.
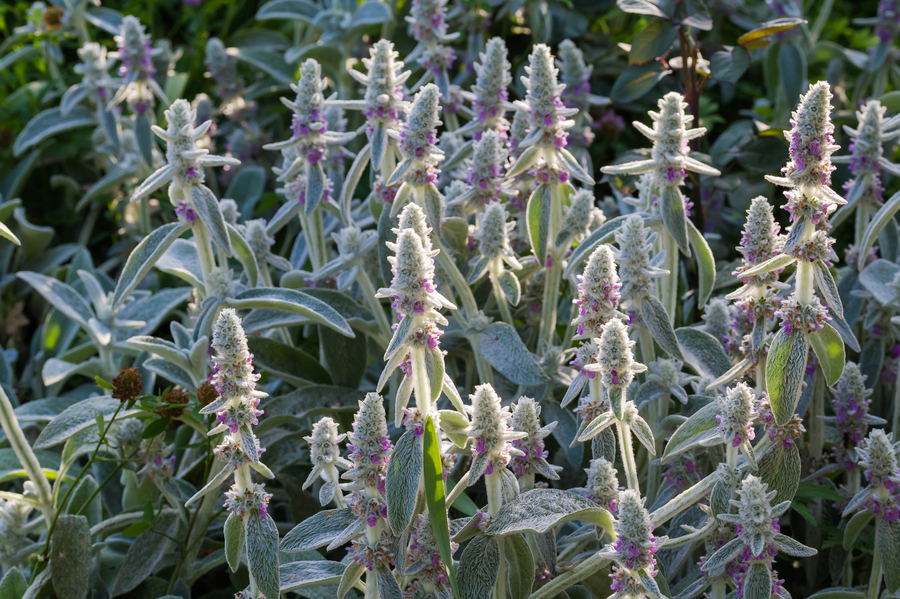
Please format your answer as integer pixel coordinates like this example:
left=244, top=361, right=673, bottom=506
left=112, top=367, right=143, bottom=403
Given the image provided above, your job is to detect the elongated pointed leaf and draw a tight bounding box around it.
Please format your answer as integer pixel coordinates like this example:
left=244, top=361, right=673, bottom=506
left=662, top=401, right=720, bottom=462
left=458, top=535, right=499, bottom=599
left=564, top=215, right=628, bottom=277
left=17, top=272, right=94, bottom=330
left=860, top=190, right=900, bottom=270
left=423, top=416, right=459, bottom=597
left=246, top=513, right=280, bottom=599
left=191, top=186, right=233, bottom=257
left=640, top=296, right=683, bottom=360
left=526, top=184, right=552, bottom=265
left=231, top=288, right=353, bottom=337
left=687, top=220, right=715, bottom=308
left=504, top=534, right=535, bottom=599
left=879, top=518, right=900, bottom=593
left=675, top=327, right=730, bottom=379
left=485, top=488, right=613, bottom=536
left=386, top=429, right=423, bottom=534
left=50, top=515, right=91, bottom=599
left=113, top=222, right=189, bottom=308
left=225, top=512, right=245, bottom=572
left=15, top=107, right=94, bottom=157
left=809, top=323, right=844, bottom=386
left=478, top=322, right=547, bottom=386
left=766, top=328, right=809, bottom=425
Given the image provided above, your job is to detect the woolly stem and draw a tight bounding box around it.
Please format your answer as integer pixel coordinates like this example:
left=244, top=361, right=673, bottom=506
left=489, top=266, right=515, bottom=326
left=0, top=386, right=53, bottom=519
left=539, top=259, right=562, bottom=348
left=527, top=552, right=612, bottom=599
left=193, top=219, right=217, bottom=297
left=616, top=420, right=640, bottom=492
left=892, top=363, right=900, bottom=434
left=868, top=524, right=883, bottom=599
left=650, top=471, right=717, bottom=526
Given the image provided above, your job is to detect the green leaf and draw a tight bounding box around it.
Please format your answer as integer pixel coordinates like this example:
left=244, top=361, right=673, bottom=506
left=0, top=221, right=20, bottom=245
left=814, top=262, right=843, bottom=320
left=659, top=186, right=690, bottom=255
left=807, top=589, right=867, bottom=599
left=280, top=561, right=346, bottom=593
left=808, top=324, right=844, bottom=386
left=191, top=186, right=233, bottom=256
left=246, top=513, right=281, bottom=599
left=457, top=535, right=500, bottom=599
left=710, top=45, right=751, bottom=84
left=843, top=509, right=874, bottom=550
left=485, top=489, right=613, bottom=536
left=778, top=41, right=807, bottom=110
left=611, top=62, right=671, bottom=104
left=50, top=515, right=91, bottom=599
left=640, top=296, right=683, bottom=360
left=504, top=534, right=535, bottom=599
left=386, top=429, right=423, bottom=534
left=113, top=222, right=189, bottom=309
left=319, top=325, right=367, bottom=389
left=757, top=442, right=801, bottom=503
left=423, top=415, right=459, bottom=598
left=0, top=568, right=28, bottom=599
left=687, top=220, right=715, bottom=309
left=248, top=336, right=331, bottom=387
left=16, top=272, right=95, bottom=330
left=225, top=512, right=245, bottom=572
left=281, top=508, right=358, bottom=552
left=478, top=322, right=548, bottom=386
left=497, top=270, right=521, bottom=306
left=34, top=397, right=140, bottom=449
left=141, top=418, right=169, bottom=440
left=675, top=327, right=731, bottom=379
left=860, top=190, right=900, bottom=272
left=226, top=165, right=267, bottom=218
left=629, top=21, right=678, bottom=65
left=879, top=518, right=900, bottom=593
left=113, top=512, right=178, bottom=596
left=661, top=401, right=720, bottom=462
left=564, top=215, right=628, bottom=278
left=766, top=328, right=808, bottom=425
left=737, top=17, right=806, bottom=49
left=14, top=106, right=95, bottom=157
left=526, top=184, right=552, bottom=265
left=255, top=0, right=319, bottom=22
left=617, top=0, right=674, bottom=18
left=227, top=223, right=259, bottom=288
left=742, top=561, right=771, bottom=599
left=231, top=288, right=353, bottom=337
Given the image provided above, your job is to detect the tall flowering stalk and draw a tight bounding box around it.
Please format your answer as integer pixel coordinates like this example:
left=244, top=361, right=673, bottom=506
left=376, top=203, right=458, bottom=425
left=131, top=99, right=239, bottom=297
left=716, top=197, right=786, bottom=393
left=508, top=396, right=561, bottom=490
left=838, top=100, right=900, bottom=262
left=613, top=214, right=674, bottom=365
left=186, top=309, right=278, bottom=598
left=108, top=16, right=167, bottom=116
left=303, top=417, right=352, bottom=507
left=344, top=38, right=411, bottom=204
left=557, top=39, right=608, bottom=174
left=744, top=81, right=847, bottom=425
left=505, top=44, right=593, bottom=349
left=455, top=37, right=514, bottom=142
left=575, top=318, right=652, bottom=492
left=702, top=476, right=815, bottom=599
left=264, top=59, right=356, bottom=269
left=464, top=383, right=526, bottom=599
left=601, top=489, right=665, bottom=599
left=343, top=393, right=395, bottom=599
left=405, top=0, right=459, bottom=97
left=600, top=92, right=720, bottom=321
left=469, top=201, right=521, bottom=325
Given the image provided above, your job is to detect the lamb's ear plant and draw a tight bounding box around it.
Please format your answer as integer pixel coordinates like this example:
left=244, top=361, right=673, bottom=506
left=5, top=6, right=899, bottom=599
left=746, top=81, right=848, bottom=424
